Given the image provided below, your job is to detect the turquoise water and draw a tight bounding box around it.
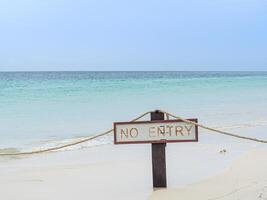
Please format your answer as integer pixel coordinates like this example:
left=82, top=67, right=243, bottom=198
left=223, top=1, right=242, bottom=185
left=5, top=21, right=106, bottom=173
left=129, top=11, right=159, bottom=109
left=0, top=71, right=267, bottom=150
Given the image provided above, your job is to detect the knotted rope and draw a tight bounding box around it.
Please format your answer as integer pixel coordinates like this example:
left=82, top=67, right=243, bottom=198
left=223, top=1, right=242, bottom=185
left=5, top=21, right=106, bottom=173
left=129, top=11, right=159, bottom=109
left=0, top=110, right=266, bottom=156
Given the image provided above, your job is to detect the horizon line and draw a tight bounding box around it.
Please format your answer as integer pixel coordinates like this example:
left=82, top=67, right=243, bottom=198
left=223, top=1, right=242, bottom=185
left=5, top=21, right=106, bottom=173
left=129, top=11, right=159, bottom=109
left=1, top=70, right=267, bottom=73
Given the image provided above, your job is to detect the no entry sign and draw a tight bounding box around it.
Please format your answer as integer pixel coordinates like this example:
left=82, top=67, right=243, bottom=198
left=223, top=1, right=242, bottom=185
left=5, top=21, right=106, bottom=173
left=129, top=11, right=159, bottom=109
left=113, top=111, right=199, bottom=188
left=114, top=119, right=198, bottom=144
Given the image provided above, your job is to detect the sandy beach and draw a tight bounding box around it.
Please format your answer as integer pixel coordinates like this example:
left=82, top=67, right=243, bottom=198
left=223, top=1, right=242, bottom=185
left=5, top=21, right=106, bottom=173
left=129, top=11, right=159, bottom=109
left=1, top=0, right=266, bottom=196
left=149, top=147, right=267, bottom=200
left=0, top=72, right=267, bottom=200
left=0, top=138, right=266, bottom=200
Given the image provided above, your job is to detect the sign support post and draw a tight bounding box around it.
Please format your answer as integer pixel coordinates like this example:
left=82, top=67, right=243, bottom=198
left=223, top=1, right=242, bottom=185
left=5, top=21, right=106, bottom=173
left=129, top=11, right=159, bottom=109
left=151, top=111, right=167, bottom=188
left=114, top=110, right=198, bottom=188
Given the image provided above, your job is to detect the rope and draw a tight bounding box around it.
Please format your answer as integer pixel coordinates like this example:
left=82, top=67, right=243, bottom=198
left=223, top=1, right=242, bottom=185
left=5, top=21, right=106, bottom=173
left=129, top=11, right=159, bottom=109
left=0, top=110, right=152, bottom=156
left=158, top=110, right=267, bottom=144
left=1, top=109, right=266, bottom=156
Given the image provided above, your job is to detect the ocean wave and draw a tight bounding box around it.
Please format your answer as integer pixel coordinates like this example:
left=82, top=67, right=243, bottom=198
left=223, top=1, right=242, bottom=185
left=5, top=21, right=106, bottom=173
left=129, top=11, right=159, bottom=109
left=214, top=120, right=267, bottom=130
left=0, top=148, right=20, bottom=154
left=0, top=134, right=113, bottom=155
left=23, top=134, right=113, bottom=153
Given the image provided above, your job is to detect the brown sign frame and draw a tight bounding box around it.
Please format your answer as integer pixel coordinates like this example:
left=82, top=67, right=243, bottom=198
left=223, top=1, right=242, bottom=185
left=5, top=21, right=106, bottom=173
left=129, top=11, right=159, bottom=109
left=114, top=119, right=198, bottom=144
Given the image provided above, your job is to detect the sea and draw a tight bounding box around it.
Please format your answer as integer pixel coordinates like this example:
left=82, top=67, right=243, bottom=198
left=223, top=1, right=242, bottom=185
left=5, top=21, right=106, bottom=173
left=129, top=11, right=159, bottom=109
left=0, top=71, right=267, bottom=152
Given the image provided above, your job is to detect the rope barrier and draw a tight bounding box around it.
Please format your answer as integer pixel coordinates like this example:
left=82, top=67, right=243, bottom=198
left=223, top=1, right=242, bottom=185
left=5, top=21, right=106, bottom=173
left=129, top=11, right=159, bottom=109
left=0, top=110, right=153, bottom=156
left=158, top=110, right=267, bottom=144
left=0, top=109, right=266, bottom=156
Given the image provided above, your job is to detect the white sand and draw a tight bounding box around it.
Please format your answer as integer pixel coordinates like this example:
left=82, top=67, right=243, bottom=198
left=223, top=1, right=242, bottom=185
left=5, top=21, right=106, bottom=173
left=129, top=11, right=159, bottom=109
left=0, top=141, right=266, bottom=200
left=149, top=147, right=267, bottom=200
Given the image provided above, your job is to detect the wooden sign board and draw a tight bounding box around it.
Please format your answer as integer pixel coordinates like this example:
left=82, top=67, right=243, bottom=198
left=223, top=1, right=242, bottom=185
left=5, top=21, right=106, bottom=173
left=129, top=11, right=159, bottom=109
left=114, top=119, right=198, bottom=144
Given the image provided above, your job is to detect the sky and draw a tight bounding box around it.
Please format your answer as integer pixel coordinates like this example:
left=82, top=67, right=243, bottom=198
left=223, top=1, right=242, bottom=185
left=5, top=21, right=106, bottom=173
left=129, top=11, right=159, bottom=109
left=0, top=0, right=266, bottom=71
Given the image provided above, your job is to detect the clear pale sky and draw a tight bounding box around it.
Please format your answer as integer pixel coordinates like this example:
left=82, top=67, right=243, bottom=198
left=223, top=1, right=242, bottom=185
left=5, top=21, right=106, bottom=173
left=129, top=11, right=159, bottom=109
left=0, top=0, right=266, bottom=71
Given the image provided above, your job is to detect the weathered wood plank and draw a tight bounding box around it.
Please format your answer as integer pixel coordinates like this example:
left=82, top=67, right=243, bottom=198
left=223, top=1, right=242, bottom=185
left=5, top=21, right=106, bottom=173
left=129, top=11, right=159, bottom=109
left=151, top=111, right=167, bottom=188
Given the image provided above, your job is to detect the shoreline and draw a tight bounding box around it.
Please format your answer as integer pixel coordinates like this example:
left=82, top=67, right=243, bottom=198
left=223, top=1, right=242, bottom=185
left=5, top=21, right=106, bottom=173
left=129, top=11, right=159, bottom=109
left=149, top=146, right=267, bottom=200
left=0, top=140, right=261, bottom=200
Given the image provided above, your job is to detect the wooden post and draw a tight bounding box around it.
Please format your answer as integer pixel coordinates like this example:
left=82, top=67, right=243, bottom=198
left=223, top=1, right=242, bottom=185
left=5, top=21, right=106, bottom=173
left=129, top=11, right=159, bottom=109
left=151, top=111, right=167, bottom=188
